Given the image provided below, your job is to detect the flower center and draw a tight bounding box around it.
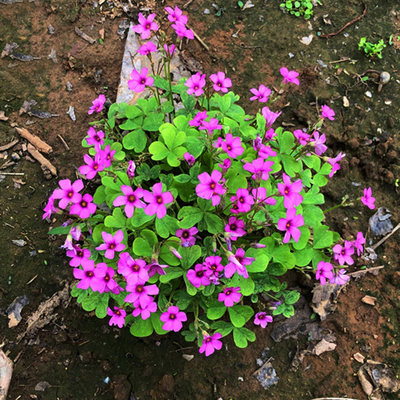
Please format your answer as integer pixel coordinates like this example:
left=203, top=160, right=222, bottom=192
left=196, top=270, right=204, bottom=277
left=140, top=79, right=146, bottom=84
left=156, top=195, right=163, bottom=204
left=169, top=314, right=176, bottom=320
left=128, top=195, right=136, bottom=203
left=205, top=337, right=212, bottom=343
left=210, top=182, right=216, bottom=190
left=93, top=163, right=99, bottom=170
left=284, top=188, right=289, bottom=195
left=286, top=222, right=291, bottom=229
left=226, top=290, right=231, bottom=295
left=239, top=197, right=245, bottom=203
left=145, top=23, right=151, bottom=29
left=67, top=190, right=74, bottom=198
left=104, top=274, right=110, bottom=282
left=95, top=135, right=101, bottom=142
left=182, top=231, right=189, bottom=239
left=116, top=310, right=121, bottom=316
left=109, top=243, right=116, bottom=250
left=77, top=250, right=83, bottom=257
left=227, top=145, right=232, bottom=151
left=132, top=264, right=140, bottom=272
left=81, top=200, right=87, bottom=208
left=211, top=264, right=217, bottom=271
left=136, top=285, right=144, bottom=293
left=230, top=224, right=237, bottom=231
left=258, top=314, right=265, bottom=320
left=86, top=271, right=94, bottom=277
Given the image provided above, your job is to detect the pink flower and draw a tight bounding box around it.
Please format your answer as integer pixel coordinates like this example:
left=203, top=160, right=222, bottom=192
left=315, top=261, right=334, bottom=285
left=361, top=187, right=375, bottom=209
left=218, top=287, right=241, bottom=307
left=70, top=193, right=97, bottom=219
left=293, top=129, right=311, bottom=146
left=132, top=13, right=159, bottom=40
left=225, top=248, right=253, bottom=279
left=311, top=131, right=327, bottom=156
left=210, top=71, right=232, bottom=93
left=147, top=259, right=168, bottom=277
left=254, top=312, right=273, bottom=328
left=265, top=128, right=277, bottom=141
left=128, top=67, right=154, bottom=93
left=66, top=246, right=91, bottom=268
left=204, top=255, right=224, bottom=279
left=352, top=231, right=365, bottom=256
left=262, top=107, right=282, bottom=128
left=199, top=333, right=222, bottom=356
left=85, top=127, right=105, bottom=148
left=196, top=170, right=226, bottom=206
left=107, top=307, right=126, bottom=328
left=187, top=264, right=211, bottom=288
left=79, top=153, right=105, bottom=180
left=280, top=67, right=300, bottom=86
left=97, top=145, right=115, bottom=169
left=172, top=21, right=194, bottom=39
left=52, top=179, right=83, bottom=209
left=220, top=133, right=244, bottom=158
left=189, top=110, right=208, bottom=127
left=199, top=118, right=222, bottom=136
left=113, top=186, right=145, bottom=218
left=42, top=195, right=58, bottom=220
left=163, top=43, right=176, bottom=57
left=176, top=227, right=198, bottom=247
left=183, top=152, right=195, bottom=166
left=96, top=230, right=126, bottom=259
left=160, top=306, right=187, bottom=332
left=165, top=6, right=188, bottom=24
left=327, top=152, right=346, bottom=178
left=330, top=268, right=350, bottom=285
left=250, top=84, right=271, bottom=102
left=117, top=253, right=149, bottom=283
left=88, top=94, right=106, bottom=115
left=185, top=72, right=206, bottom=96
left=73, top=260, right=96, bottom=290
left=251, top=187, right=276, bottom=205
left=218, top=158, right=231, bottom=173
left=127, top=160, right=136, bottom=178
left=277, top=208, right=304, bottom=243
left=277, top=173, right=303, bottom=209
left=92, top=263, right=121, bottom=294
left=333, top=241, right=354, bottom=265
left=125, top=279, right=159, bottom=308
left=230, top=188, right=254, bottom=213
left=321, top=105, right=335, bottom=121
left=132, top=299, right=157, bottom=320
left=225, top=217, right=246, bottom=241
left=137, top=41, right=157, bottom=56
left=258, top=144, right=277, bottom=159
left=143, top=182, right=174, bottom=219
left=243, top=157, right=274, bottom=181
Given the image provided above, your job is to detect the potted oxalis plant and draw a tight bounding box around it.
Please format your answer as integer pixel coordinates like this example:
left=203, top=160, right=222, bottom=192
left=43, top=6, right=373, bottom=356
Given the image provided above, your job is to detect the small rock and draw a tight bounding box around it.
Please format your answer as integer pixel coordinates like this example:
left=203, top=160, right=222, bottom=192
left=6, top=295, right=29, bottom=328
left=47, top=49, right=57, bottom=63
left=66, top=82, right=73, bottom=92
left=300, top=34, right=313, bottom=45
left=312, top=339, right=336, bottom=356
left=354, top=352, right=365, bottom=363
left=204, top=8, right=210, bottom=14
left=182, top=354, right=194, bottom=361
left=48, top=25, right=55, bottom=34
left=365, top=91, right=372, bottom=98
left=362, top=295, right=377, bottom=306
left=66, top=106, right=76, bottom=122
left=11, top=152, right=20, bottom=161
left=35, top=381, right=51, bottom=392
left=343, top=96, right=350, bottom=107
left=0, top=110, right=8, bottom=121
left=254, top=361, right=279, bottom=389
left=112, top=375, right=132, bottom=400
left=369, top=207, right=393, bottom=236
left=12, top=239, right=26, bottom=247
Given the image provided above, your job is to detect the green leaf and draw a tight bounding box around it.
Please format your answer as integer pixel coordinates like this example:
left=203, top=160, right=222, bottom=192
left=178, top=206, right=203, bottom=229
left=155, top=215, right=178, bottom=238
left=246, top=249, right=270, bottom=273
left=143, top=113, right=164, bottom=131
left=185, top=136, right=205, bottom=158
left=207, top=305, right=226, bottom=320
left=130, top=208, right=154, bottom=228
left=278, top=130, right=295, bottom=154
left=313, top=225, right=335, bottom=249
left=203, top=213, right=223, bottom=234
left=272, top=245, right=296, bottom=269
left=268, top=263, right=287, bottom=276
left=284, top=290, right=300, bottom=305
left=132, top=237, right=153, bottom=257
left=180, top=245, right=202, bottom=269
left=230, top=274, right=255, bottom=296
left=104, top=208, right=126, bottom=228
left=295, top=245, right=314, bottom=267
left=93, top=186, right=106, bottom=205
left=130, top=317, right=154, bottom=337
left=302, top=204, right=324, bottom=228
left=211, top=320, right=234, bottom=337
left=233, top=327, right=256, bottom=348
left=292, top=226, right=310, bottom=250
left=122, top=129, right=147, bottom=152
left=95, top=294, right=109, bottom=319
left=159, top=242, right=181, bottom=266
left=149, top=141, right=169, bottom=161
left=119, top=118, right=142, bottom=131
left=125, top=105, right=143, bottom=119
left=159, top=267, right=184, bottom=283
left=228, top=305, right=254, bottom=328
left=150, top=311, right=168, bottom=335
left=173, top=290, right=194, bottom=311
left=174, top=174, right=191, bottom=183
left=47, top=225, right=73, bottom=235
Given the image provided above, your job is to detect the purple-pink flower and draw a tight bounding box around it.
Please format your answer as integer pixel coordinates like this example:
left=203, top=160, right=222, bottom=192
left=199, top=118, right=222, bottom=136
left=132, top=299, right=157, bottom=320
left=251, top=187, right=276, bottom=206
left=280, top=67, right=300, bottom=86
left=321, top=105, right=335, bottom=121
left=132, top=13, right=159, bottom=39
left=277, top=208, right=304, bottom=243
left=258, top=144, right=277, bottom=159
left=225, top=216, right=246, bottom=241
left=330, top=268, right=350, bottom=285
left=187, top=264, right=211, bottom=288
left=196, top=170, right=226, bottom=206
left=143, top=182, right=173, bottom=219
left=176, top=227, right=198, bottom=247
left=165, top=6, right=188, bottom=24
left=210, top=71, right=232, bottom=93
left=199, top=332, right=222, bottom=357
left=220, top=133, right=244, bottom=158
left=218, top=158, right=231, bottom=173
left=79, top=153, right=105, bottom=180
left=333, top=241, right=354, bottom=265
left=163, top=43, right=176, bottom=57
left=73, top=260, right=96, bottom=290
left=137, top=41, right=157, bottom=56
left=70, top=193, right=97, bottom=219
left=250, top=84, right=271, bottom=102
left=185, top=72, right=206, bottom=96
left=311, top=131, right=327, bottom=156
left=92, top=263, right=121, bottom=294
left=230, top=188, right=254, bottom=213
left=117, top=253, right=149, bottom=283
left=204, top=255, right=224, bottom=280
left=127, top=160, right=136, bottom=178
left=160, top=306, right=187, bottom=332
left=107, top=307, right=126, bottom=328
left=254, top=312, right=273, bottom=328
left=52, top=179, right=83, bottom=209
left=66, top=246, right=91, bottom=268
left=189, top=110, right=207, bottom=127
left=171, top=21, right=194, bottom=39
left=128, top=67, right=154, bottom=93
left=243, top=157, right=274, bottom=181
left=293, top=129, right=311, bottom=146
left=225, top=248, right=253, bottom=279
left=113, top=186, right=145, bottom=218
left=88, top=94, right=106, bottom=115
left=315, top=261, right=334, bottom=285
left=85, top=127, right=105, bottom=148
left=96, top=230, right=126, bottom=259
left=352, top=231, right=365, bottom=256
left=183, top=152, right=195, bottom=166
left=327, top=152, right=346, bottom=178
left=277, top=173, right=303, bottom=209
left=262, top=107, right=282, bottom=128
left=218, top=287, right=241, bottom=307
left=361, top=187, right=375, bottom=210
left=125, top=279, right=159, bottom=308
left=42, top=195, right=58, bottom=220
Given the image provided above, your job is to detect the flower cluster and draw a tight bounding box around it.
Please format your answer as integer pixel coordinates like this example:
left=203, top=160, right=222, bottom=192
left=45, top=7, right=374, bottom=358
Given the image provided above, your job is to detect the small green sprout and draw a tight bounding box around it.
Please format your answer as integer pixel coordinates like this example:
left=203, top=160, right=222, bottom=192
left=280, top=0, right=315, bottom=19
left=358, top=37, right=386, bottom=59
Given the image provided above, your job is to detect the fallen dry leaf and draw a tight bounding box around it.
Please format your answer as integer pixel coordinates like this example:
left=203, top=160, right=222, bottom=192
left=0, top=111, right=8, bottom=121
left=362, top=295, right=377, bottom=306
left=354, top=352, right=365, bottom=363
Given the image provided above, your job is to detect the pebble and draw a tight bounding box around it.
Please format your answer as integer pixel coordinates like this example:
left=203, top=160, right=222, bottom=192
left=12, top=239, right=26, bottom=247
left=11, top=152, right=20, bottom=161
left=203, top=8, right=210, bottom=14
left=365, top=91, right=372, bottom=98
left=48, top=25, right=55, bottom=35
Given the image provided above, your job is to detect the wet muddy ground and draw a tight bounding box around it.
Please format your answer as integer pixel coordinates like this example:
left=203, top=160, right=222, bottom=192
left=0, top=0, right=400, bottom=399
